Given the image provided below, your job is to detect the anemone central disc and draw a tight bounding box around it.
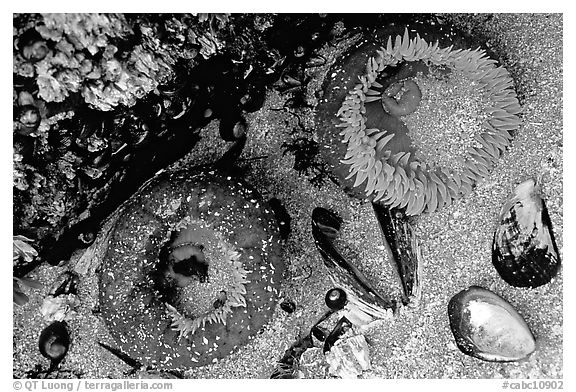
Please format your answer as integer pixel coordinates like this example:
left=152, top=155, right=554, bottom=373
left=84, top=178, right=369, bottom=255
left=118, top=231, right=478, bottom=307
left=404, top=68, right=491, bottom=175
left=162, top=221, right=248, bottom=338
left=165, top=224, right=244, bottom=319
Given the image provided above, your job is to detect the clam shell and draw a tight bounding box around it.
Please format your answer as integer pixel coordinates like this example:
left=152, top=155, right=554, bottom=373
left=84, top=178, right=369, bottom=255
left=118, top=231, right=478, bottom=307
left=448, top=286, right=536, bottom=362
left=492, top=179, right=561, bottom=288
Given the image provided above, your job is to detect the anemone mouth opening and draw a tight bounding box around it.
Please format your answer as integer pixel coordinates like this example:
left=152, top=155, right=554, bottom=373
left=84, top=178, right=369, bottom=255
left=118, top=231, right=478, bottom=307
left=336, top=28, right=522, bottom=215
left=154, top=220, right=249, bottom=339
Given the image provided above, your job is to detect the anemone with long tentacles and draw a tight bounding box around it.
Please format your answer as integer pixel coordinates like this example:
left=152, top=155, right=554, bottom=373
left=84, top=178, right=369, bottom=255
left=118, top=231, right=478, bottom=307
left=319, top=28, right=521, bottom=215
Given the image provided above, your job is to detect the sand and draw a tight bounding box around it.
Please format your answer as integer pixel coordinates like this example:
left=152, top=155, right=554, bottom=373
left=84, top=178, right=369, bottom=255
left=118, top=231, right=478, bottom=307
left=13, top=13, right=563, bottom=379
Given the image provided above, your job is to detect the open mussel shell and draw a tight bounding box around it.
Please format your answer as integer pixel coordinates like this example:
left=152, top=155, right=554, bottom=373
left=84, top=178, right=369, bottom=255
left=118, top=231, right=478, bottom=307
left=39, top=321, right=70, bottom=366
left=448, top=286, right=536, bottom=362
left=492, top=179, right=561, bottom=288
left=311, top=207, right=396, bottom=314
left=372, top=203, right=421, bottom=305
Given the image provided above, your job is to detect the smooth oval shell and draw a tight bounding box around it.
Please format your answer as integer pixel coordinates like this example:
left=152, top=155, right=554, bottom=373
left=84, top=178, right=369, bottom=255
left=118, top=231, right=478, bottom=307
left=448, top=286, right=536, bottom=362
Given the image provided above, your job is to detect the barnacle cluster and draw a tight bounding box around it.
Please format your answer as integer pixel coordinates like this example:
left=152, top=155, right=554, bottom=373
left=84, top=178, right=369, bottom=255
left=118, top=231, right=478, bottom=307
left=12, top=13, right=229, bottom=251
left=13, top=14, right=208, bottom=111
left=336, top=29, right=521, bottom=215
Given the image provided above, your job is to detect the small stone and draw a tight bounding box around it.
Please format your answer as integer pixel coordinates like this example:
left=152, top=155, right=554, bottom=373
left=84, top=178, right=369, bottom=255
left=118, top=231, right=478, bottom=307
left=280, top=300, right=296, bottom=313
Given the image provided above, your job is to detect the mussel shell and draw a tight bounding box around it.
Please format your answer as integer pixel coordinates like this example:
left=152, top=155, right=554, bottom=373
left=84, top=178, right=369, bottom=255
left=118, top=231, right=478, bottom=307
left=18, top=105, right=41, bottom=134
left=311, top=324, right=330, bottom=342
left=219, top=115, right=246, bottom=141
left=305, top=55, right=327, bottom=68
left=492, top=179, right=561, bottom=288
left=372, top=202, right=421, bottom=305
left=281, top=73, right=302, bottom=87
left=323, top=316, right=353, bottom=354
left=280, top=300, right=297, bottom=313
left=311, top=207, right=396, bottom=312
left=311, top=207, right=342, bottom=240
left=17, top=29, right=48, bottom=62
left=78, top=230, right=97, bottom=246
left=39, top=321, right=70, bottom=364
left=293, top=45, right=306, bottom=58
left=448, top=286, right=536, bottom=362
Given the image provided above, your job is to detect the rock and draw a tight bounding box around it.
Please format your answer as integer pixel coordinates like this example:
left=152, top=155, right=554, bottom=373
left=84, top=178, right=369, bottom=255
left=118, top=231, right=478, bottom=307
left=325, top=334, right=371, bottom=378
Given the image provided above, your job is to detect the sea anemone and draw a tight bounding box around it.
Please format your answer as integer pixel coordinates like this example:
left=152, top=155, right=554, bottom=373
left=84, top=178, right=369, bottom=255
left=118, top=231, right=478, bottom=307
left=99, top=170, right=284, bottom=370
left=317, top=28, right=521, bottom=215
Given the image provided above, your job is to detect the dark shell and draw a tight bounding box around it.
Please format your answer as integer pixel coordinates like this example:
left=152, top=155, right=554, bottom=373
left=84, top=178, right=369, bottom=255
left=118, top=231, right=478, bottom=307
left=305, top=54, right=327, bottom=68
left=270, top=333, right=314, bottom=379
left=492, top=179, right=561, bottom=288
left=18, top=105, right=41, bottom=134
left=293, top=45, right=306, bottom=58
left=311, top=324, right=330, bottom=342
left=280, top=300, right=296, bottom=313
left=50, top=271, right=79, bottom=297
left=448, top=286, right=536, bottom=362
left=325, top=287, right=347, bottom=311
left=219, top=116, right=246, bottom=141
left=322, top=316, right=353, bottom=354
left=78, top=230, right=97, bottom=246
left=372, top=203, right=421, bottom=305
left=311, top=207, right=396, bottom=312
left=280, top=73, right=302, bottom=88
left=39, top=321, right=70, bottom=365
left=22, top=40, right=49, bottom=62
left=98, top=341, right=142, bottom=371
